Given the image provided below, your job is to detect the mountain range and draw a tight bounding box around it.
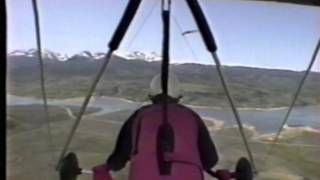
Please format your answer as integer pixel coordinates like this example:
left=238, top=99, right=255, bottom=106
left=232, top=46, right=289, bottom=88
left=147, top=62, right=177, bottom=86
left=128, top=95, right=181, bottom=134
left=8, top=49, right=162, bottom=62
left=7, top=49, right=320, bottom=108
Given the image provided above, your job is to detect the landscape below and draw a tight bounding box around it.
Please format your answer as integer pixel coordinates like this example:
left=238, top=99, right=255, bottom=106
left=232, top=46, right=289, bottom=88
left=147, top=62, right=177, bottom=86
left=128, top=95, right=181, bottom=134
left=7, top=50, right=320, bottom=108
left=6, top=104, right=320, bottom=180
left=6, top=50, right=320, bottom=180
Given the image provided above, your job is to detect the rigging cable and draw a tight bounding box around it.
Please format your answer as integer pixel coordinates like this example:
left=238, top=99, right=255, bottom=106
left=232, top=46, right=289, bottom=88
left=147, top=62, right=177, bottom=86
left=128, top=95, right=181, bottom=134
left=173, top=16, right=257, bottom=173
left=56, top=0, right=143, bottom=169
left=262, top=37, right=320, bottom=168
left=31, top=0, right=55, bottom=163
left=124, top=0, right=170, bottom=116
left=184, top=0, right=257, bottom=172
left=57, top=50, right=113, bottom=169
left=125, top=0, right=159, bottom=50
left=172, top=15, right=200, bottom=62
left=211, top=51, right=257, bottom=174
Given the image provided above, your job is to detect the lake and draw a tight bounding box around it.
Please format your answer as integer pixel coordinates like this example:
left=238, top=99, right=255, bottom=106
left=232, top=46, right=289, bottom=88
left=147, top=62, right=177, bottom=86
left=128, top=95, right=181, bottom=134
left=7, top=94, right=320, bottom=134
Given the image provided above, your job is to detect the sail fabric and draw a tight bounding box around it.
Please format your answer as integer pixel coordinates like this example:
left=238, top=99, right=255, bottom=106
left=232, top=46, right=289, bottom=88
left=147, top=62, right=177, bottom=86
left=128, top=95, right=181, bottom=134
left=244, top=0, right=320, bottom=6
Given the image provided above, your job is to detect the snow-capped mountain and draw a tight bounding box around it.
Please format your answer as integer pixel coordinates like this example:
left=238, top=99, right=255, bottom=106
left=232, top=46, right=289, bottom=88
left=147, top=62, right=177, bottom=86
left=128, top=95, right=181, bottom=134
left=9, top=49, right=69, bottom=61
left=65, top=50, right=161, bottom=61
left=9, top=50, right=28, bottom=56
left=93, top=52, right=106, bottom=59
left=79, top=51, right=93, bottom=58
left=8, top=49, right=162, bottom=62
left=113, top=50, right=162, bottom=61
left=127, top=51, right=162, bottom=61
left=69, top=51, right=107, bottom=61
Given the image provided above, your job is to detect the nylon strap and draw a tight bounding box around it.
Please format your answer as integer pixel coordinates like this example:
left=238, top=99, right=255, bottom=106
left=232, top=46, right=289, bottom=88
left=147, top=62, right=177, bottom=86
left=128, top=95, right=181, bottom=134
left=161, top=0, right=171, bottom=97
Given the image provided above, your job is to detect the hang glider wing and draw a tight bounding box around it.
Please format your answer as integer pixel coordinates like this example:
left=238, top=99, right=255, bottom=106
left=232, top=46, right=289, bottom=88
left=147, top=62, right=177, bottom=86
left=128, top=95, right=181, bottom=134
left=247, top=0, right=320, bottom=6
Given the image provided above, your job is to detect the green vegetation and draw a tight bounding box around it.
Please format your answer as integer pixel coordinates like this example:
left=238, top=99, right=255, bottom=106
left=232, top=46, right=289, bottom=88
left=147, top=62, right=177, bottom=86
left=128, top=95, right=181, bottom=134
left=7, top=56, right=320, bottom=108
left=6, top=55, right=320, bottom=179
left=7, top=105, right=101, bottom=134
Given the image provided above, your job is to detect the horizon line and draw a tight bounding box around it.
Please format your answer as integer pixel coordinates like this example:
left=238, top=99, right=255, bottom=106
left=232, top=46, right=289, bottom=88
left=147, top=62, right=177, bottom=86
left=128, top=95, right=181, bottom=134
left=7, top=48, right=320, bottom=73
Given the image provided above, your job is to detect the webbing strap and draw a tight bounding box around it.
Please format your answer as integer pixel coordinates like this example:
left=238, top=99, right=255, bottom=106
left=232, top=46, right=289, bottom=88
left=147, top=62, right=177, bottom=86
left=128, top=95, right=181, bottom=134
left=161, top=0, right=171, bottom=97
left=157, top=1, right=175, bottom=175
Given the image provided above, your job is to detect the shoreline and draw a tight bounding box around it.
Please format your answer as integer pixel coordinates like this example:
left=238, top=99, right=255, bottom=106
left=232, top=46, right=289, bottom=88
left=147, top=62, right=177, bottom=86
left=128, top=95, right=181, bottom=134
left=7, top=94, right=320, bottom=139
left=7, top=94, right=316, bottom=111
left=187, top=104, right=289, bottom=111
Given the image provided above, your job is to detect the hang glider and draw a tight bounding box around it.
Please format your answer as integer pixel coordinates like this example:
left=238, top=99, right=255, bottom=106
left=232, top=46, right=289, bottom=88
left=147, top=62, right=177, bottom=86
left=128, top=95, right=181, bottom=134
left=25, top=0, right=320, bottom=179
left=247, top=0, right=320, bottom=6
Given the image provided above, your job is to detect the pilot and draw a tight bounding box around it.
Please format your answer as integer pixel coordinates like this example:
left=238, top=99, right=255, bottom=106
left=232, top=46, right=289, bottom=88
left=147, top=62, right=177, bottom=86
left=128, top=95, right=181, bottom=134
left=105, top=73, right=219, bottom=180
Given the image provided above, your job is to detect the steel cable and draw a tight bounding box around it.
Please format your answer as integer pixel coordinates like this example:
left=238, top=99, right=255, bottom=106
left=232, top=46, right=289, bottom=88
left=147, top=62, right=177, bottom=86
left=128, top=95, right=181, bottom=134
left=31, top=0, right=55, bottom=164
left=262, top=37, right=320, bottom=168
left=172, top=16, right=257, bottom=173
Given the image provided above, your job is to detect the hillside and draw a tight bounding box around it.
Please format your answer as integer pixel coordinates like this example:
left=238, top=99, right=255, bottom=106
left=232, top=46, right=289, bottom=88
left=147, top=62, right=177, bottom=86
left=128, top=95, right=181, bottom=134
left=6, top=52, right=320, bottom=108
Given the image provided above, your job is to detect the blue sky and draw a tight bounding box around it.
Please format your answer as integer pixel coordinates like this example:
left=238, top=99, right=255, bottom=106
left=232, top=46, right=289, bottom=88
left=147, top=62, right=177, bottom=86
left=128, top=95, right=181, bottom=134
left=6, top=0, right=320, bottom=71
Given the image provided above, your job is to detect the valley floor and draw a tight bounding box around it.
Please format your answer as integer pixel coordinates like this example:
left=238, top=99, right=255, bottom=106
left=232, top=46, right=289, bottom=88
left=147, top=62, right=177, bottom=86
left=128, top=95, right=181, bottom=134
left=6, top=105, right=320, bottom=180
